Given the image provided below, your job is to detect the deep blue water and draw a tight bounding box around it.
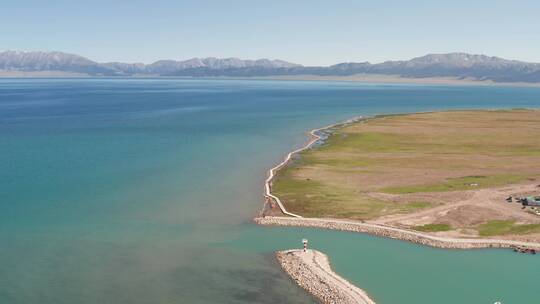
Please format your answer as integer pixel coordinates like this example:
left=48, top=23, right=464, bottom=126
left=1, top=78, right=540, bottom=303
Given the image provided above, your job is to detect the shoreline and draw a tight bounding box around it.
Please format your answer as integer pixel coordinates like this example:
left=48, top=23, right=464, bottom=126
left=277, top=249, right=376, bottom=304
left=258, top=113, right=540, bottom=303
left=250, top=74, right=540, bottom=88
left=262, top=116, right=365, bottom=218
left=3, top=73, right=540, bottom=88
left=257, top=113, right=540, bottom=251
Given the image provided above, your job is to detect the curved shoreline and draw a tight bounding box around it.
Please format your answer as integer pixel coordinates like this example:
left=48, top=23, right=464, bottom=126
left=263, top=116, right=364, bottom=218
left=258, top=114, right=540, bottom=251
left=259, top=114, right=540, bottom=303
left=277, top=249, right=376, bottom=304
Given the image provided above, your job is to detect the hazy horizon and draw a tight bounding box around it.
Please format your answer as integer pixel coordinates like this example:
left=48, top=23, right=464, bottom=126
left=5, top=49, right=540, bottom=67
left=2, top=0, right=539, bottom=66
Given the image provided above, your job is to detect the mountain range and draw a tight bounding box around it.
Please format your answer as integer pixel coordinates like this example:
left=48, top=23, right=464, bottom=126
left=2, top=50, right=540, bottom=83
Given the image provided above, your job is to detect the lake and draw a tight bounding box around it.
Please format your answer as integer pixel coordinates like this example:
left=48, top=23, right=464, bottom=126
left=1, top=78, right=540, bottom=303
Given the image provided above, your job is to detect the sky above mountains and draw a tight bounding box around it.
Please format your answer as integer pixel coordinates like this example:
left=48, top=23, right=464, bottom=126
left=2, top=0, right=540, bottom=65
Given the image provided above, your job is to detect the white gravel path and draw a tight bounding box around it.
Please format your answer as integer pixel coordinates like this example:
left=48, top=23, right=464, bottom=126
left=264, top=117, right=364, bottom=218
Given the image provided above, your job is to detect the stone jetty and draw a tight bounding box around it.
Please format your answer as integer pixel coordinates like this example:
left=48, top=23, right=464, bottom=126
left=277, top=249, right=376, bottom=304
left=257, top=216, right=540, bottom=251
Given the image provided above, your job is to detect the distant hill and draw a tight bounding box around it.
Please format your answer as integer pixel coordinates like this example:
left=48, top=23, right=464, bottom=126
left=0, top=51, right=301, bottom=77
left=0, top=50, right=113, bottom=75
left=2, top=50, right=540, bottom=83
left=347, top=53, right=540, bottom=83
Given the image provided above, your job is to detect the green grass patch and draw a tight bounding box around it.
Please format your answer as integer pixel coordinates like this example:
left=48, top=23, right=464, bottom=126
left=273, top=170, right=433, bottom=220
left=273, top=173, right=383, bottom=220
left=321, top=132, right=415, bottom=153
left=321, top=120, right=540, bottom=157
left=404, top=201, right=433, bottom=210
left=381, top=174, right=526, bottom=194
left=302, top=156, right=373, bottom=167
left=477, top=220, right=540, bottom=236
left=413, top=223, right=452, bottom=232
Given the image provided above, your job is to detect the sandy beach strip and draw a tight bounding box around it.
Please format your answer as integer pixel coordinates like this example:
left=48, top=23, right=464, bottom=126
left=257, top=216, right=540, bottom=250
left=277, top=249, right=376, bottom=304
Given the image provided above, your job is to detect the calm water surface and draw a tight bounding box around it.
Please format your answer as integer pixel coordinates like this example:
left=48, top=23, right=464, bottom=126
left=1, top=79, right=540, bottom=303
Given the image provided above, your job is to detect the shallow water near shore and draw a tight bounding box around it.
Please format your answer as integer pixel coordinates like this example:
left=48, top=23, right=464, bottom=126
left=1, top=78, right=540, bottom=303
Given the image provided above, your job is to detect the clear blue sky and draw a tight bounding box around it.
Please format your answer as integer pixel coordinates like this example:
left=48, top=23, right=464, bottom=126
left=2, top=0, right=539, bottom=65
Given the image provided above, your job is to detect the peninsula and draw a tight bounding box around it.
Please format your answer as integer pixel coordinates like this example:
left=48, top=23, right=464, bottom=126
left=260, top=109, right=540, bottom=243
left=257, top=109, right=540, bottom=302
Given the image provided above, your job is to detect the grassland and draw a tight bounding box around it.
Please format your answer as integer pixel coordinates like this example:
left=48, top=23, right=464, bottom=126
left=271, top=109, right=540, bottom=236
left=273, top=165, right=433, bottom=219
left=413, top=224, right=453, bottom=232
left=382, top=174, right=526, bottom=194
left=477, top=220, right=540, bottom=236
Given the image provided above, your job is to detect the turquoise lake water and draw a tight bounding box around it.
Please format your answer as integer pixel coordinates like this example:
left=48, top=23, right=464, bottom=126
left=1, top=78, right=540, bottom=303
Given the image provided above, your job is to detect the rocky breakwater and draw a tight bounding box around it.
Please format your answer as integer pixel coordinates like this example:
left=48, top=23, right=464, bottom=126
left=256, top=216, right=540, bottom=251
left=277, top=249, right=376, bottom=304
